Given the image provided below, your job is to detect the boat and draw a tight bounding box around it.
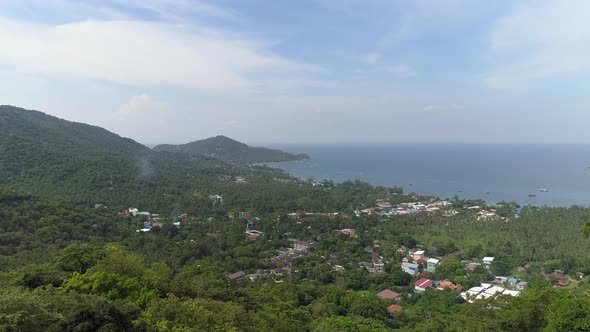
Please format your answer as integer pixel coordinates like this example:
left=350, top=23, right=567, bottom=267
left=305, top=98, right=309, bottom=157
left=528, top=194, right=536, bottom=197
left=539, top=188, right=549, bottom=192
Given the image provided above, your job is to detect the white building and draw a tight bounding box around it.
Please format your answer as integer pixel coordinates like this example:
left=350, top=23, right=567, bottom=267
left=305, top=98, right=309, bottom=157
left=427, top=258, right=441, bottom=268
left=402, top=262, right=419, bottom=275
left=460, top=283, right=520, bottom=303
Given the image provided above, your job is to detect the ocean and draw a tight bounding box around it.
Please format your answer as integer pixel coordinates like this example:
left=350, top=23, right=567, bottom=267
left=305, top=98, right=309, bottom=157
left=264, top=144, right=590, bottom=207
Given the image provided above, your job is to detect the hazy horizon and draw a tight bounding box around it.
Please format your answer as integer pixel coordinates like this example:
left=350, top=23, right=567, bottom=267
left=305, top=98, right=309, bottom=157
left=1, top=1, right=589, bottom=145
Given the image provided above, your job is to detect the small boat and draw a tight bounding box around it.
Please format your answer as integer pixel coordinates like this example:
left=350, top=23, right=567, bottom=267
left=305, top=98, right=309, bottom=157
left=528, top=194, right=537, bottom=197
left=539, top=188, right=548, bottom=192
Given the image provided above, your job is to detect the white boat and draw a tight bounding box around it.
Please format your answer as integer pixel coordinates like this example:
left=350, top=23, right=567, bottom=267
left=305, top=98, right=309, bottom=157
left=539, top=188, right=549, bottom=192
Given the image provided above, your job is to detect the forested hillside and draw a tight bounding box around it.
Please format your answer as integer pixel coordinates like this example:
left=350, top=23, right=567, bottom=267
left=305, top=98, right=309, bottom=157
left=154, top=135, right=309, bottom=163
left=2, top=106, right=590, bottom=331
left=1, top=189, right=590, bottom=331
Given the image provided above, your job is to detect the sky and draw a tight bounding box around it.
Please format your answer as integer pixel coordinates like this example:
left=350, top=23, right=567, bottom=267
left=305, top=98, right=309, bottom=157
left=0, top=0, right=589, bottom=145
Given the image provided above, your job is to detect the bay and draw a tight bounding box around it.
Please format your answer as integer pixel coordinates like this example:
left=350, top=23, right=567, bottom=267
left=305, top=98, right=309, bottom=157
left=264, top=143, right=590, bottom=207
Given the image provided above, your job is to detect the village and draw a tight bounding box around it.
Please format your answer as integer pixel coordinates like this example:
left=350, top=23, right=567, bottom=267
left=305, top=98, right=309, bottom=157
left=109, top=194, right=573, bottom=318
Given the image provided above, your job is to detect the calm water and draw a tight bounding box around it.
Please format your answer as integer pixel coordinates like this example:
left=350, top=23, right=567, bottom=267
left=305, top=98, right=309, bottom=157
left=265, top=144, right=590, bottom=207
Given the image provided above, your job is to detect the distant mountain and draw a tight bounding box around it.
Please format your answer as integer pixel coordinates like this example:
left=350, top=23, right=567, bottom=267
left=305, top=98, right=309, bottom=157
left=153, top=135, right=309, bottom=163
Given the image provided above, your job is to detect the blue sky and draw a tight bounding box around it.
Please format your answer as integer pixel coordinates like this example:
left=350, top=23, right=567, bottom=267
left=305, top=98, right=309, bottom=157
left=0, top=0, right=589, bottom=144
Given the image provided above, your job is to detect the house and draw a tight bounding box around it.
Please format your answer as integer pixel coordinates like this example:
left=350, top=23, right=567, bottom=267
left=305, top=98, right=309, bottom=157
left=401, top=262, right=419, bottom=276
left=461, top=283, right=520, bottom=303
left=137, top=211, right=151, bottom=219
left=128, top=208, right=139, bottom=217
left=427, top=258, right=440, bottom=269
left=372, top=262, right=385, bottom=273
left=482, top=257, right=494, bottom=268
left=387, top=304, right=403, bottom=314
left=478, top=209, right=497, bottom=220
left=413, top=250, right=425, bottom=261
left=336, top=228, right=357, bottom=238
left=516, top=281, right=528, bottom=290
left=414, top=278, right=433, bottom=293
left=437, top=280, right=462, bottom=292
left=245, top=230, right=263, bottom=241
left=376, top=289, right=401, bottom=301
left=227, top=271, right=246, bottom=280
left=209, top=194, right=223, bottom=204
left=495, top=276, right=508, bottom=283
left=235, top=176, right=247, bottom=183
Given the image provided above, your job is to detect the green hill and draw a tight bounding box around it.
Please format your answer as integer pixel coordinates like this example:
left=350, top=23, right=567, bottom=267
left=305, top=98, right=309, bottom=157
left=0, top=106, right=243, bottom=208
left=153, top=135, right=309, bottom=163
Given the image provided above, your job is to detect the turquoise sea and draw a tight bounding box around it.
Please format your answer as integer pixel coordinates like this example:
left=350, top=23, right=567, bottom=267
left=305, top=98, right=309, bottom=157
left=265, top=144, right=590, bottom=207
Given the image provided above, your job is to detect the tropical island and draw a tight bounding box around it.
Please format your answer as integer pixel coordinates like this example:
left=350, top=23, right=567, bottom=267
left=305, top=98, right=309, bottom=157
left=1, top=105, right=590, bottom=331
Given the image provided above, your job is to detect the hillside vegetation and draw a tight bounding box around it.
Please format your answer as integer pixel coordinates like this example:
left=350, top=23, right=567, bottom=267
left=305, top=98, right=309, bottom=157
left=154, top=135, right=309, bottom=163
left=1, top=106, right=590, bottom=331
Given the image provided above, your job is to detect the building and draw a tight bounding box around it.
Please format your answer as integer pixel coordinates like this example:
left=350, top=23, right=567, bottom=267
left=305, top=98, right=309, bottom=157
left=387, top=304, right=403, bottom=314
left=336, top=228, right=357, bottom=238
left=516, top=281, right=528, bottom=290
left=414, top=278, right=433, bottom=293
left=413, top=250, right=426, bottom=261
left=482, top=257, right=495, bottom=268
left=227, top=271, right=246, bottom=280
left=376, top=289, right=401, bottom=301
left=402, top=262, right=419, bottom=276
left=436, top=280, right=462, bottom=292
left=461, top=283, right=520, bottom=303
left=427, top=258, right=440, bottom=269
left=373, top=261, right=385, bottom=273
left=209, top=194, right=223, bottom=204
left=137, top=211, right=151, bottom=219
left=245, top=230, right=263, bottom=241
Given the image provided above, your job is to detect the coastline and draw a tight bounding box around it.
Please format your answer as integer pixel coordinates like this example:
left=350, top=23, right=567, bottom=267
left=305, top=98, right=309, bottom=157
left=264, top=143, right=590, bottom=207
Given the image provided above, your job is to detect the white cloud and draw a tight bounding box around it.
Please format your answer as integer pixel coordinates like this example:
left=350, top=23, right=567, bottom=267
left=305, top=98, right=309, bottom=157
left=385, top=65, right=416, bottom=77
left=485, top=0, right=590, bottom=90
left=117, top=93, right=167, bottom=119
left=0, top=18, right=320, bottom=92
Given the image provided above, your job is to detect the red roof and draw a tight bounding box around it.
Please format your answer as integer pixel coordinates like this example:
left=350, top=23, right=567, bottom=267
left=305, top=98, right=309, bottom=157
left=414, top=278, right=433, bottom=289
left=387, top=304, right=403, bottom=313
